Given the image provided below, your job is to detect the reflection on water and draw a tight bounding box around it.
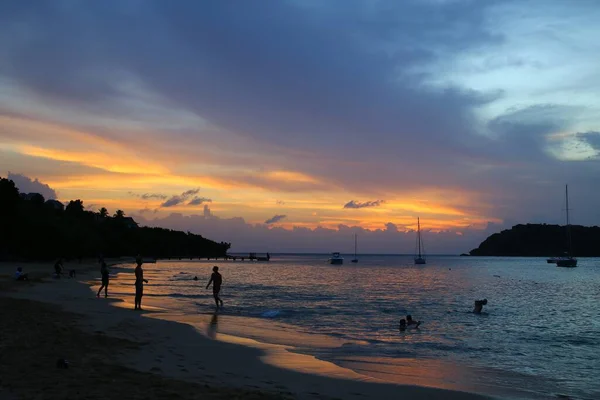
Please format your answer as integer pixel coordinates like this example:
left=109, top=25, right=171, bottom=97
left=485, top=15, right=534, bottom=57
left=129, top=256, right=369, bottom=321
left=107, top=255, right=600, bottom=399
left=207, top=311, right=219, bottom=339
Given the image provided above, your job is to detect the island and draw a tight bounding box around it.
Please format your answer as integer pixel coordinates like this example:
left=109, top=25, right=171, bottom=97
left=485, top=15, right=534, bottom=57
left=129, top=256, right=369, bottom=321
left=0, top=176, right=230, bottom=261
left=468, top=223, right=600, bottom=257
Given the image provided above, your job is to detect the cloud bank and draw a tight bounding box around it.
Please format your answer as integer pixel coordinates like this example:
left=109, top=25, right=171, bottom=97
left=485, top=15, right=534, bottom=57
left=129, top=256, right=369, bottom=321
left=1, top=1, right=599, bottom=251
left=7, top=172, right=57, bottom=200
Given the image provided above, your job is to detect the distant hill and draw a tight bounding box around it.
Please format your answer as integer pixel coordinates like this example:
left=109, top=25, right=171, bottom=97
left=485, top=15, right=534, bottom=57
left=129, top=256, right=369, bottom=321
left=1, top=176, right=230, bottom=261
left=469, top=223, right=600, bottom=257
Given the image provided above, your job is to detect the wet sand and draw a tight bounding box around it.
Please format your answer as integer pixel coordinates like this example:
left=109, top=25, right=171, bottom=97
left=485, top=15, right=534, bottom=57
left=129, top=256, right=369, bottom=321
left=0, top=261, right=491, bottom=400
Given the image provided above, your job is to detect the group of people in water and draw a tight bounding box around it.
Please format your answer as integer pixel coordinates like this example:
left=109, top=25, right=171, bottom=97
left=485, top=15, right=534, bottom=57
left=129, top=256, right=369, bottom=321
left=14, top=256, right=487, bottom=327
left=398, top=299, right=488, bottom=331
left=93, top=255, right=223, bottom=311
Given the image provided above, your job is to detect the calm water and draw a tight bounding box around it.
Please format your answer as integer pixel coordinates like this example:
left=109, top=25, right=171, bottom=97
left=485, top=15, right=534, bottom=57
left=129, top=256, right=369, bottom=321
left=108, top=255, right=600, bottom=399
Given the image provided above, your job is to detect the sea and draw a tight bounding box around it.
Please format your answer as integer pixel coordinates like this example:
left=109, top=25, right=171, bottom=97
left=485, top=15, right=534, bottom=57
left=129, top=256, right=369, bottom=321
left=106, top=255, right=600, bottom=399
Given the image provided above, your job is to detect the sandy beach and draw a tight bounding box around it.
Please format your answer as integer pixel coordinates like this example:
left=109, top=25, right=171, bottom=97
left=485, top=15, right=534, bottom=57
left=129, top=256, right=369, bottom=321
left=0, top=261, right=491, bottom=400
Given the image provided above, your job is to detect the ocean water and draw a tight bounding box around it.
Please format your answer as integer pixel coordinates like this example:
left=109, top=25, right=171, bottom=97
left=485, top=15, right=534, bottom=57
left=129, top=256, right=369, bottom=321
left=107, top=255, right=600, bottom=399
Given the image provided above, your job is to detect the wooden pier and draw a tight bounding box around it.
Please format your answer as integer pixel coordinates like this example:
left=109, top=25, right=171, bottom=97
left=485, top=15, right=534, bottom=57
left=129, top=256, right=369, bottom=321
left=160, top=252, right=270, bottom=262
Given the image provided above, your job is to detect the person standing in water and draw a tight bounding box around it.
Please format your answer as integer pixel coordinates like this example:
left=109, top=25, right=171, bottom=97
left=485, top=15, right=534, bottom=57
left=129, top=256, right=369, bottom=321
left=206, top=266, right=224, bottom=309
left=473, top=299, right=487, bottom=314
left=134, top=257, right=148, bottom=310
left=97, top=258, right=110, bottom=298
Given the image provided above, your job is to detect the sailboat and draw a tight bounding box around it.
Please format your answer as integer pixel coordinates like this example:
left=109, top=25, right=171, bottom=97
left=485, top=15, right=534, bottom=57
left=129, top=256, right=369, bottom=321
left=351, top=233, right=358, bottom=263
left=556, top=185, right=577, bottom=268
left=414, top=217, right=426, bottom=265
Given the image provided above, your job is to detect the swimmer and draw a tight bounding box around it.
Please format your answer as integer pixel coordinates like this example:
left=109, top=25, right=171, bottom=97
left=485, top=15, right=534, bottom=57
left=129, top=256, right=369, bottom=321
left=399, top=318, right=407, bottom=331
left=193, top=276, right=198, bottom=281
left=473, top=299, right=487, bottom=314
left=406, top=315, right=421, bottom=328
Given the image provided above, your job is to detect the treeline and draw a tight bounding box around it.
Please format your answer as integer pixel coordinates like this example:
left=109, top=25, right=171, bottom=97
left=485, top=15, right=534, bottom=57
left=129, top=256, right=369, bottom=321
left=0, top=177, right=230, bottom=261
left=469, top=223, right=600, bottom=257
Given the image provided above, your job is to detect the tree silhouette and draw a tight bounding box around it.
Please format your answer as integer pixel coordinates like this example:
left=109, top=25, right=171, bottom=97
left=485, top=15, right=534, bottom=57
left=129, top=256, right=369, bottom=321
left=99, top=207, right=108, bottom=218
left=0, top=175, right=231, bottom=261
left=0, top=178, right=20, bottom=215
left=66, top=199, right=84, bottom=214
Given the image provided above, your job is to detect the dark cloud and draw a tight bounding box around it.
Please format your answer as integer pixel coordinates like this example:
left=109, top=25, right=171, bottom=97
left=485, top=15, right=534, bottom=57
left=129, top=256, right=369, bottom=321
left=141, top=193, right=168, bottom=200
left=344, top=200, right=385, bottom=209
left=265, top=215, right=287, bottom=225
left=188, top=196, right=212, bottom=206
left=160, top=189, right=200, bottom=208
left=129, top=192, right=168, bottom=200
left=1, top=1, right=600, bottom=231
left=577, top=131, right=600, bottom=153
left=7, top=172, right=57, bottom=199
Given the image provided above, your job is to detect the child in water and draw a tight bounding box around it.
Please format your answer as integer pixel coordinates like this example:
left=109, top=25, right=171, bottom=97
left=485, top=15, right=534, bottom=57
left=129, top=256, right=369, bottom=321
left=406, top=315, right=421, bottom=328
left=399, top=319, right=407, bottom=331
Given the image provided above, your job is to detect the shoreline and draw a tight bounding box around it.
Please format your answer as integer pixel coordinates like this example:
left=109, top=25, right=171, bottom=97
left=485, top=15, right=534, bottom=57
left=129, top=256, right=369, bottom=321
left=0, top=261, right=492, bottom=399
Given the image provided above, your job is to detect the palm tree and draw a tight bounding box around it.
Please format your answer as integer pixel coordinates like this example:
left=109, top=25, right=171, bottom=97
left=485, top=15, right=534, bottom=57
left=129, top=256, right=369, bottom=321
left=114, top=209, right=125, bottom=219
left=99, top=207, right=108, bottom=218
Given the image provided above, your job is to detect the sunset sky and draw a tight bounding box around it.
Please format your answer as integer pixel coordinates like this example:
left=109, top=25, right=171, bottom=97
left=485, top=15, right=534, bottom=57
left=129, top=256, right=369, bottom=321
left=1, top=1, right=599, bottom=253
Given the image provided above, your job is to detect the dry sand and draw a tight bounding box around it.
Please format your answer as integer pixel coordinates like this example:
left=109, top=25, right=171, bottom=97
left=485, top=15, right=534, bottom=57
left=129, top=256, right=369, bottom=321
left=0, top=261, right=492, bottom=400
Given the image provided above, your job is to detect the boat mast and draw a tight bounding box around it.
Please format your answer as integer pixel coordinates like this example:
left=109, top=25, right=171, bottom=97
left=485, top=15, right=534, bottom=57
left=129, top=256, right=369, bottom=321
left=565, top=185, right=572, bottom=257
left=417, top=217, right=422, bottom=258
left=354, top=233, right=357, bottom=258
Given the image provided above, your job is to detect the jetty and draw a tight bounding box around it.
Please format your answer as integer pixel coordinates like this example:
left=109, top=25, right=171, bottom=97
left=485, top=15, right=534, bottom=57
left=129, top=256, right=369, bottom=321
left=160, top=252, right=271, bottom=262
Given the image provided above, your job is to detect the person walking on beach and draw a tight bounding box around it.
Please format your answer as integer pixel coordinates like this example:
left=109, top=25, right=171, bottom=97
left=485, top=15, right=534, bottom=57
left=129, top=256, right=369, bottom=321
left=206, top=266, right=224, bottom=309
left=134, top=257, right=148, bottom=310
left=97, top=259, right=110, bottom=298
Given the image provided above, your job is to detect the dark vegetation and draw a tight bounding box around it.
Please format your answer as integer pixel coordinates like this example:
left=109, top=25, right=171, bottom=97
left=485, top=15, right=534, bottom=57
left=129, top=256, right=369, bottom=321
left=469, top=223, right=600, bottom=256
left=0, top=177, right=230, bottom=261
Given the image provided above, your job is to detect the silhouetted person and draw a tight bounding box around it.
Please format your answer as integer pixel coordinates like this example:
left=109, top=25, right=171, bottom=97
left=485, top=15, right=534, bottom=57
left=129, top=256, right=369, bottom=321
left=473, top=299, right=487, bottom=314
left=206, top=266, right=223, bottom=308
left=134, top=258, right=148, bottom=310
left=193, top=276, right=198, bottom=281
left=54, top=258, right=64, bottom=278
left=406, top=315, right=421, bottom=328
left=399, top=318, right=406, bottom=332
left=15, top=267, right=28, bottom=281
left=97, top=259, right=109, bottom=298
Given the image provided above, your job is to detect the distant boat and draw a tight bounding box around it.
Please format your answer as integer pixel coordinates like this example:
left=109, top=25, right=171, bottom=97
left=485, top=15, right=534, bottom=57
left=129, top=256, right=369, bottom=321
left=556, top=185, right=577, bottom=268
left=547, top=254, right=569, bottom=264
left=414, top=217, right=426, bottom=265
left=329, top=252, right=344, bottom=265
left=351, top=234, right=358, bottom=263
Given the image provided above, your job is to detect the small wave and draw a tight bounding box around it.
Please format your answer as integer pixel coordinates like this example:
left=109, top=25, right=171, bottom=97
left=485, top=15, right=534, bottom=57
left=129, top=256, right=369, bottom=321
left=144, top=293, right=209, bottom=299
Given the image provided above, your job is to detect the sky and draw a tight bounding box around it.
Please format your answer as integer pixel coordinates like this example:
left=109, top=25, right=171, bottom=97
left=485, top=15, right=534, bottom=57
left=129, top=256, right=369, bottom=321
left=1, top=0, right=599, bottom=253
